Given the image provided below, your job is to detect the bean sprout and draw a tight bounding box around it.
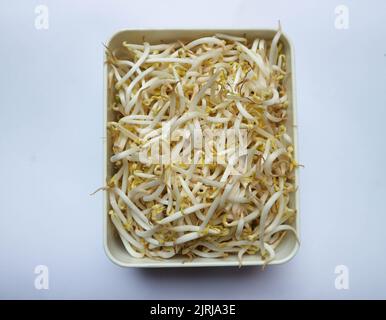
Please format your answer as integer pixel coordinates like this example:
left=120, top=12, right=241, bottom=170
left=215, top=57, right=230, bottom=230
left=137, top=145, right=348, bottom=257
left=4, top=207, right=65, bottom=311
left=106, top=29, right=299, bottom=264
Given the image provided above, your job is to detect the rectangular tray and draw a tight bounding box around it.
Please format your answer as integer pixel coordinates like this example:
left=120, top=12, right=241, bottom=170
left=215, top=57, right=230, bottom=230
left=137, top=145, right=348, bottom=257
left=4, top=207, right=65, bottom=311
left=104, top=29, right=300, bottom=267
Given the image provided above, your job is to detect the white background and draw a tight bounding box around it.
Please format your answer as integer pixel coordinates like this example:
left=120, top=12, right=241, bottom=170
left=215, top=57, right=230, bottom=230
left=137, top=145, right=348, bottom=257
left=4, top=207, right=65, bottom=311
left=0, top=0, right=385, bottom=299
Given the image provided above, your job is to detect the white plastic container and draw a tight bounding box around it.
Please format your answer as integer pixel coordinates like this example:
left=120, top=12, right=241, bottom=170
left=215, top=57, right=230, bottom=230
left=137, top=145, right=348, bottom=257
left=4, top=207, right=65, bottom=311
left=104, top=29, right=300, bottom=267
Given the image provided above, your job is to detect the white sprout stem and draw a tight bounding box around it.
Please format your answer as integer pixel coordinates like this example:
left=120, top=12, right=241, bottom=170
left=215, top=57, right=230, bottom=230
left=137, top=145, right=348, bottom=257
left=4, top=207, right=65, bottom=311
left=142, top=184, right=165, bottom=202
left=185, top=37, right=224, bottom=50
left=123, top=42, right=175, bottom=50
left=109, top=192, right=127, bottom=225
left=118, top=233, right=145, bottom=258
left=146, top=57, right=193, bottom=64
left=200, top=196, right=221, bottom=230
left=235, top=100, right=254, bottom=121
left=116, top=42, right=150, bottom=89
left=265, top=224, right=299, bottom=244
left=124, top=66, right=155, bottom=108
left=157, top=203, right=211, bottom=225
left=190, top=70, right=222, bottom=110
left=259, top=191, right=283, bottom=254
left=175, top=232, right=201, bottom=245
left=192, top=249, right=225, bottom=258
left=263, top=148, right=287, bottom=176
left=215, top=33, right=247, bottom=43
left=269, top=29, right=281, bottom=66
left=114, top=187, right=151, bottom=226
left=262, top=88, right=279, bottom=106
left=236, top=42, right=270, bottom=77
left=110, top=147, right=139, bottom=162
left=111, top=214, right=144, bottom=251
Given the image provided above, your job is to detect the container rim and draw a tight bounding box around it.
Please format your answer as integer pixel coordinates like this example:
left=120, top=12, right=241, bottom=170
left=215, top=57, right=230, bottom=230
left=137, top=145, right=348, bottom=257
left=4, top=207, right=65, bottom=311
left=103, top=28, right=300, bottom=268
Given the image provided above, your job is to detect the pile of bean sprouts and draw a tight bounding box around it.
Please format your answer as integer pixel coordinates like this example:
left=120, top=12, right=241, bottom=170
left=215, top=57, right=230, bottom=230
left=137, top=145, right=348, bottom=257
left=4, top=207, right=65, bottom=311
left=105, top=29, right=299, bottom=264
